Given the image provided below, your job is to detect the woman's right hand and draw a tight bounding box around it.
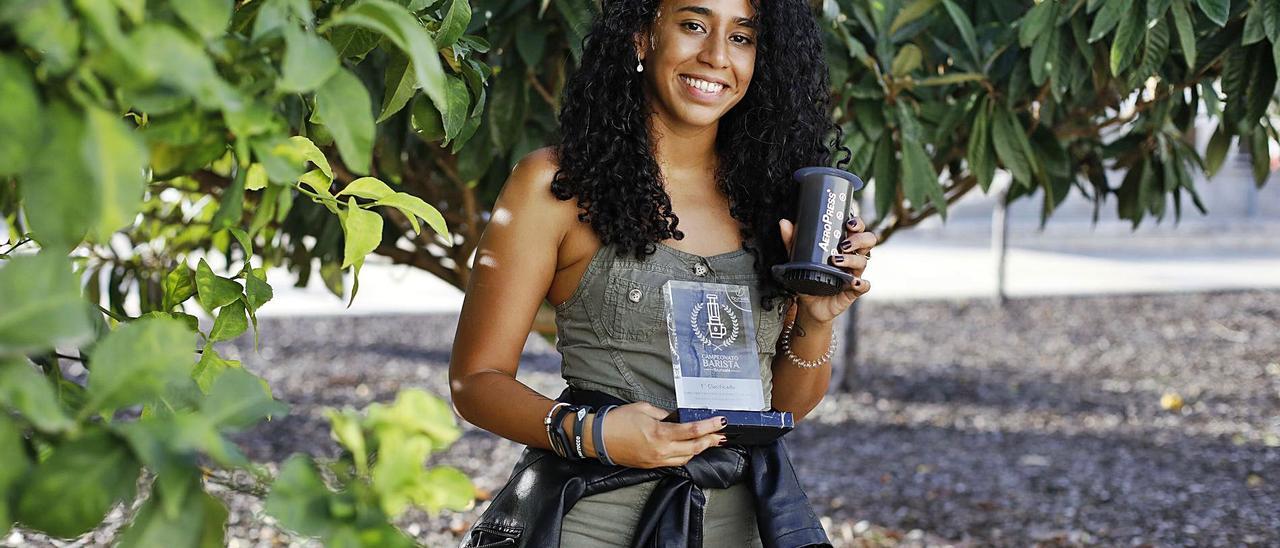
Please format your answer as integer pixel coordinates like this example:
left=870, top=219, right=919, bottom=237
left=598, top=402, right=727, bottom=468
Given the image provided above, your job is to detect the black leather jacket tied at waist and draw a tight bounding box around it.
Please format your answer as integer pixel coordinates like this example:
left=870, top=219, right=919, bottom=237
left=459, top=390, right=831, bottom=548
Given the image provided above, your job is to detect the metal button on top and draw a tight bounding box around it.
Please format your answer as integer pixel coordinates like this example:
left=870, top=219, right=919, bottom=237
left=628, top=288, right=643, bottom=303
left=693, top=262, right=709, bottom=277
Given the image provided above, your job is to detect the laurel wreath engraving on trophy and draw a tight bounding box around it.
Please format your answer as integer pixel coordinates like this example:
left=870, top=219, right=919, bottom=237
left=690, top=299, right=740, bottom=352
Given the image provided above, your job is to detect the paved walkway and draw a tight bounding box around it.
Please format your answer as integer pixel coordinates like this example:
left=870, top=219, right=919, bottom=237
left=257, top=220, right=1280, bottom=316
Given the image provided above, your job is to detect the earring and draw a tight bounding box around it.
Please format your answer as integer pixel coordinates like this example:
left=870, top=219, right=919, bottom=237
left=636, top=58, right=644, bottom=72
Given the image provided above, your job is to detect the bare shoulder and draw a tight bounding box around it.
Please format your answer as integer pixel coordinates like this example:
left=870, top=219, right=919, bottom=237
left=492, top=147, right=578, bottom=242
left=501, top=147, right=562, bottom=205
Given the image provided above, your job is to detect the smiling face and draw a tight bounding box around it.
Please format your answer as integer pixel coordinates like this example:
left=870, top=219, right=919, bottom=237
left=636, top=0, right=758, bottom=132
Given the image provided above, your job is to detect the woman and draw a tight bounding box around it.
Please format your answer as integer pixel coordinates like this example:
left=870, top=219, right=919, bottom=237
left=450, top=0, right=876, bottom=545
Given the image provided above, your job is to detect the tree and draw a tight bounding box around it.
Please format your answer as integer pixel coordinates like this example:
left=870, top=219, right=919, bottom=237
left=1, top=0, right=477, bottom=545
left=824, top=0, right=1277, bottom=241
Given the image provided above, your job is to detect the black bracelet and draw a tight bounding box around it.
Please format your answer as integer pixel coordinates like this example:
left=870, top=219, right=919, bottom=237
left=594, top=405, right=617, bottom=466
left=549, top=404, right=578, bottom=459
left=572, top=406, right=590, bottom=460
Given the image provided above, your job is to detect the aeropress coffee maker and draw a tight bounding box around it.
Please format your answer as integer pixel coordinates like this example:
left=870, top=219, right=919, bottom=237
left=771, top=167, right=867, bottom=295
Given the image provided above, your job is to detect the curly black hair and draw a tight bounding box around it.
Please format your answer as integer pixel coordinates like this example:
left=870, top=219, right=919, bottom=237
left=550, top=0, right=847, bottom=309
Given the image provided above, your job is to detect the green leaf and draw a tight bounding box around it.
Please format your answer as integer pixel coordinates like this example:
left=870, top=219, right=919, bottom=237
left=0, top=358, right=75, bottom=433
left=279, top=25, right=340, bottom=93
left=890, top=0, right=938, bottom=35
left=202, top=368, right=287, bottom=430
left=1111, top=3, right=1146, bottom=74
left=1242, top=2, right=1267, bottom=44
left=288, top=136, right=334, bottom=179
left=325, top=408, right=369, bottom=474
left=371, top=430, right=433, bottom=517
left=1089, top=0, right=1132, bottom=42
left=378, top=51, right=417, bottom=122
left=411, top=93, right=446, bottom=143
left=1170, top=0, right=1197, bottom=68
left=338, top=177, right=397, bottom=200
left=516, top=19, right=548, bottom=67
left=939, top=0, right=980, bottom=65
left=1249, top=129, right=1272, bottom=187
left=900, top=140, right=946, bottom=218
left=967, top=106, right=995, bottom=191
left=441, top=74, right=471, bottom=143
left=365, top=389, right=460, bottom=448
left=127, top=25, right=237, bottom=109
left=1195, top=0, right=1228, bottom=26
left=1, top=0, right=80, bottom=74
left=1030, top=27, right=1059, bottom=85
left=1264, top=0, right=1280, bottom=43
left=872, top=134, right=898, bottom=224
left=0, top=55, right=41, bottom=176
left=210, top=166, right=246, bottom=234
left=1147, top=0, right=1173, bottom=20
left=1019, top=0, right=1058, bottom=47
left=162, top=264, right=197, bottom=311
left=15, top=428, right=141, bottom=539
left=890, top=44, right=924, bottom=76
left=435, top=0, right=472, bottom=47
left=19, top=103, right=95, bottom=250
left=555, top=0, right=595, bottom=62
left=372, top=193, right=451, bottom=241
left=0, top=253, right=92, bottom=354
left=168, top=0, right=231, bottom=40
left=111, top=0, right=144, bottom=23
left=323, top=0, right=447, bottom=122
left=488, top=69, right=528, bottom=150
left=209, top=300, right=248, bottom=343
left=915, top=72, right=985, bottom=86
left=193, top=343, right=240, bottom=393
left=73, top=0, right=132, bottom=62
left=265, top=456, right=334, bottom=538
left=244, top=269, right=274, bottom=313
left=414, top=466, right=475, bottom=512
left=340, top=197, right=384, bottom=272
left=116, top=486, right=227, bottom=548
left=245, top=163, right=269, bottom=191
left=83, top=108, right=147, bottom=240
left=314, top=68, right=374, bottom=175
left=84, top=317, right=196, bottom=415
left=992, top=108, right=1034, bottom=186
left=0, top=414, right=31, bottom=536
left=196, top=259, right=243, bottom=311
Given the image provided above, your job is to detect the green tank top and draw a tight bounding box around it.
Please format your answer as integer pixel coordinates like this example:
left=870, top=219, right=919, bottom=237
left=553, top=241, right=786, bottom=409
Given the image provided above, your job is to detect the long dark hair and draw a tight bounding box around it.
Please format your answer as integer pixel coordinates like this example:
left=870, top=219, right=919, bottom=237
left=551, top=0, right=846, bottom=308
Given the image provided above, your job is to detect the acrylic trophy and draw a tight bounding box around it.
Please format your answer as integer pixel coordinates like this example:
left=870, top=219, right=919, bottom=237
left=662, top=280, right=793, bottom=445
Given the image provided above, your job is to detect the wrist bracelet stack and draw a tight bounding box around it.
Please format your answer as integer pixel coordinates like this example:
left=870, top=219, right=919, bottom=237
left=780, top=320, right=837, bottom=369
left=542, top=402, right=619, bottom=466
left=594, top=405, right=618, bottom=466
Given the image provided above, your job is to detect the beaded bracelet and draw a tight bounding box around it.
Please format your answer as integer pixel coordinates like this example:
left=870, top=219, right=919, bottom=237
left=593, top=405, right=618, bottom=466
left=780, top=320, right=837, bottom=369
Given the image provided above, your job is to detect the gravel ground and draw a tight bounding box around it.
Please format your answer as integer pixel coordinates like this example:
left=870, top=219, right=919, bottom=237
left=6, top=289, right=1278, bottom=547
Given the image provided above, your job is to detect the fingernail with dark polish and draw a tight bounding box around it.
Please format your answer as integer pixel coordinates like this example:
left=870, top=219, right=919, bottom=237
left=854, top=279, right=862, bottom=287
left=833, top=255, right=845, bottom=263
left=719, top=417, right=727, bottom=426
left=847, top=218, right=859, bottom=228
left=839, top=240, right=852, bottom=251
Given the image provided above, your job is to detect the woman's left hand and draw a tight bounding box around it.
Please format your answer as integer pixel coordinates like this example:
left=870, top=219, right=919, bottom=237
left=778, top=215, right=877, bottom=324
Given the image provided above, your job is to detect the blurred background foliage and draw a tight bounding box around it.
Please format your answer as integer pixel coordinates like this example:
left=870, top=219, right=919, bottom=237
left=1, top=0, right=1278, bottom=544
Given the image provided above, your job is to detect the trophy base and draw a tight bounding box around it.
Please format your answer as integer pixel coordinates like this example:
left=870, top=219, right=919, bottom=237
left=677, top=408, right=794, bottom=445
left=771, top=263, right=853, bottom=296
